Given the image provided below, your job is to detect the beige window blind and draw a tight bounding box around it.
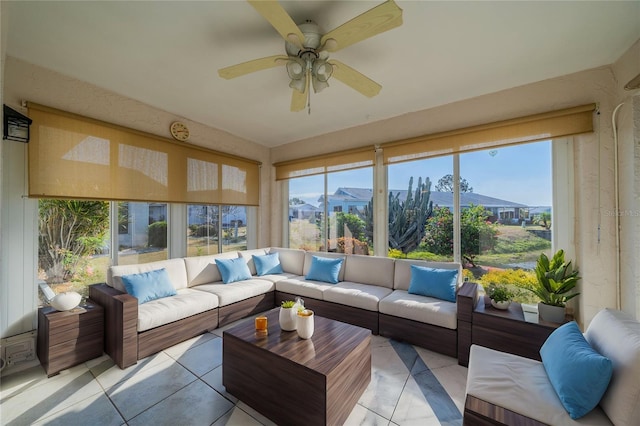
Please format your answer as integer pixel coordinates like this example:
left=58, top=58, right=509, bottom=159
left=382, top=104, right=596, bottom=164
left=274, top=146, right=374, bottom=180
left=27, top=103, right=260, bottom=206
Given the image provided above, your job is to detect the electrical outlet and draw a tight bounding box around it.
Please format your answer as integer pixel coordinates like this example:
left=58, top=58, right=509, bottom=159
left=1, top=331, right=37, bottom=366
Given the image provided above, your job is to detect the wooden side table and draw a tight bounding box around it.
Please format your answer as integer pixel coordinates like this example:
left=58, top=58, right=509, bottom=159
left=37, top=300, right=104, bottom=377
left=471, top=296, right=567, bottom=361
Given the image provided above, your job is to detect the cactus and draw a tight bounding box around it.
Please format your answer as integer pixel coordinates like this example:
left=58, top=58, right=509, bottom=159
left=363, top=176, right=433, bottom=254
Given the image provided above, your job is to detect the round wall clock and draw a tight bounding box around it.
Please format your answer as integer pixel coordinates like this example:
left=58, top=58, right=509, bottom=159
left=170, top=121, right=190, bottom=141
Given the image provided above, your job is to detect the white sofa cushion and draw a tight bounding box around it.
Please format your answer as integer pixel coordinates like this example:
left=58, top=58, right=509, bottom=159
left=137, top=288, right=219, bottom=332
left=323, top=282, right=393, bottom=311
left=108, top=258, right=188, bottom=292
left=192, top=278, right=274, bottom=306
left=253, top=272, right=299, bottom=284
left=379, top=290, right=457, bottom=329
left=393, top=259, right=462, bottom=291
left=268, top=247, right=306, bottom=276
left=343, top=255, right=395, bottom=289
left=238, top=248, right=269, bottom=275
left=303, top=252, right=347, bottom=281
left=276, top=277, right=335, bottom=300
left=184, top=252, right=238, bottom=287
left=585, top=308, right=640, bottom=426
left=466, top=345, right=612, bottom=426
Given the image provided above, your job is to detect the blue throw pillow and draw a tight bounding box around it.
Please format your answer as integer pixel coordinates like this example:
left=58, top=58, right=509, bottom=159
left=253, top=252, right=283, bottom=276
left=121, top=268, right=177, bottom=305
left=408, top=265, right=458, bottom=302
left=305, top=256, right=343, bottom=284
left=540, top=321, right=613, bottom=419
left=215, top=257, right=252, bottom=284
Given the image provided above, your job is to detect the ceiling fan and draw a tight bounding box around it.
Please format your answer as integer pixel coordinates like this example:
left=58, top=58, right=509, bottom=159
left=218, top=0, right=403, bottom=113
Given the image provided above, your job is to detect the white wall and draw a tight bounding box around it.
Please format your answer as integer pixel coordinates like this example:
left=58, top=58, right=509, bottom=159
left=0, top=56, right=272, bottom=338
left=271, top=60, right=633, bottom=328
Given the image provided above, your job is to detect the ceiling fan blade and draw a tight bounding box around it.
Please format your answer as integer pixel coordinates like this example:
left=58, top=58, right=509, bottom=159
left=328, top=60, right=381, bottom=98
left=320, top=0, right=403, bottom=53
left=248, top=0, right=305, bottom=48
left=218, top=55, right=288, bottom=79
left=291, top=73, right=309, bottom=112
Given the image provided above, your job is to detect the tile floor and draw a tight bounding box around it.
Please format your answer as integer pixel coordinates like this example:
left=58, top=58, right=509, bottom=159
left=1, top=316, right=468, bottom=426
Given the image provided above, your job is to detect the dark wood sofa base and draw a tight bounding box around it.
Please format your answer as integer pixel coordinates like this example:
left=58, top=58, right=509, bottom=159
left=379, top=313, right=458, bottom=358
left=463, top=395, right=547, bottom=426
left=275, top=291, right=380, bottom=334
left=219, top=292, right=275, bottom=327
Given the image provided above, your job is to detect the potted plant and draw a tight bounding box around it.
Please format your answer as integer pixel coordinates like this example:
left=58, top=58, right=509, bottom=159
left=279, top=300, right=297, bottom=331
left=530, top=249, right=580, bottom=323
left=486, top=284, right=513, bottom=310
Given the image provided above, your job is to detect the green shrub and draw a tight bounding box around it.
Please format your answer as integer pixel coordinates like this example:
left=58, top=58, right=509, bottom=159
left=388, top=248, right=406, bottom=259
left=148, top=221, right=167, bottom=248
left=193, top=224, right=217, bottom=238
left=478, top=268, right=538, bottom=304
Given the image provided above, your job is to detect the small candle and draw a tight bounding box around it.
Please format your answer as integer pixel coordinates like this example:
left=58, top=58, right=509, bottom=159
left=255, top=316, right=268, bottom=331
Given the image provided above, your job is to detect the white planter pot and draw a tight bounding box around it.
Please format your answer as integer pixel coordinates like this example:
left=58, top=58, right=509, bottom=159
left=490, top=299, right=511, bottom=310
left=279, top=307, right=297, bottom=331
left=296, top=310, right=314, bottom=339
left=538, top=302, right=565, bottom=323
left=50, top=291, right=82, bottom=311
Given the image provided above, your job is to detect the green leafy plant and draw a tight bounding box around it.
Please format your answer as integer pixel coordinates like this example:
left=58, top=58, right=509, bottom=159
left=530, top=249, right=580, bottom=307
left=486, top=283, right=514, bottom=303
left=281, top=300, right=295, bottom=308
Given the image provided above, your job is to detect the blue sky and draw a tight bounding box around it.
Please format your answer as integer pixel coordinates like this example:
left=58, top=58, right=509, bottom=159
left=290, top=141, right=552, bottom=207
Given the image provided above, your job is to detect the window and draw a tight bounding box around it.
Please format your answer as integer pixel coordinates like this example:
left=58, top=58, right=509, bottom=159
left=288, top=168, right=374, bottom=254
left=117, top=202, right=168, bottom=266
left=187, top=205, right=220, bottom=256
left=388, top=156, right=453, bottom=261
left=37, top=199, right=110, bottom=302
left=222, top=205, right=247, bottom=252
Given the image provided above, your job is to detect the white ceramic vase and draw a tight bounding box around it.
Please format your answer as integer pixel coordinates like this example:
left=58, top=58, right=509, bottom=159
left=279, top=307, right=297, bottom=331
left=538, top=302, right=565, bottom=323
left=296, top=310, right=314, bottom=339
left=50, top=291, right=82, bottom=311
left=490, top=299, right=511, bottom=310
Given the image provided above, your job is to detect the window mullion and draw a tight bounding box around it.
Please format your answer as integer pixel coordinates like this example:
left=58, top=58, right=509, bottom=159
left=453, top=155, right=461, bottom=264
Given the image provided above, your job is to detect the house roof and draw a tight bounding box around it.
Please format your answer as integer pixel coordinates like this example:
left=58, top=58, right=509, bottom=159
left=323, top=187, right=528, bottom=209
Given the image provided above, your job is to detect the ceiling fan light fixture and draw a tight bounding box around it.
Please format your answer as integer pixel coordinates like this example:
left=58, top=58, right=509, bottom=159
left=312, top=60, right=333, bottom=82
left=312, top=76, right=329, bottom=94
left=289, top=77, right=306, bottom=93
left=286, top=58, right=305, bottom=80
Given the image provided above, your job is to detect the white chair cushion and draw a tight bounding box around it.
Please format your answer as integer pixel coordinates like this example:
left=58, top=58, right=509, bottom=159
left=268, top=247, right=306, bottom=276
left=379, top=290, right=457, bottom=329
left=238, top=248, right=269, bottom=275
left=585, top=308, right=640, bottom=426
left=466, top=345, right=612, bottom=426
left=108, top=258, right=188, bottom=292
left=323, top=282, right=393, bottom=311
left=343, top=255, right=395, bottom=289
left=192, top=278, right=274, bottom=306
left=275, top=277, right=335, bottom=300
left=302, top=252, right=347, bottom=281
left=137, top=288, right=219, bottom=332
left=393, top=259, right=461, bottom=291
left=183, top=252, right=238, bottom=287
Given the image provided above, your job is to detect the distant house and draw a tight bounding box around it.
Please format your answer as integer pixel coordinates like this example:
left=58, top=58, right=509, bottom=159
left=319, top=187, right=536, bottom=223
left=289, top=203, right=320, bottom=220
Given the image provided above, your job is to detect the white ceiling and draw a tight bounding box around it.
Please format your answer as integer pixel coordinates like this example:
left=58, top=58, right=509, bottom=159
left=5, top=1, right=640, bottom=147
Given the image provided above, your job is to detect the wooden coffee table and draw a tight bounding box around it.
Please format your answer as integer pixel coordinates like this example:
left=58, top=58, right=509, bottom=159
left=222, top=308, right=371, bottom=426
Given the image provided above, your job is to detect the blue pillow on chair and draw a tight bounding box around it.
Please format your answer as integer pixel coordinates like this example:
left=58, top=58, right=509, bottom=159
left=540, top=321, right=613, bottom=419
left=408, top=265, right=458, bottom=302
left=121, top=268, right=177, bottom=304
left=215, top=257, right=253, bottom=284
left=253, top=252, right=283, bottom=275
left=305, top=256, right=343, bottom=284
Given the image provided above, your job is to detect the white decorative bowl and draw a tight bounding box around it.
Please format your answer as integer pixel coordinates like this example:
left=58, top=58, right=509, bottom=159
left=490, top=299, right=511, bottom=310
left=50, top=291, right=82, bottom=311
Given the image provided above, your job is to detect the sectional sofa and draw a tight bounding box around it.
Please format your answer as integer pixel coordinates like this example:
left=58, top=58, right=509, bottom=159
left=89, top=247, right=479, bottom=369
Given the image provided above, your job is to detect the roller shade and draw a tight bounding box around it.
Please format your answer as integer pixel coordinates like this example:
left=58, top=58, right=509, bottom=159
left=28, top=103, right=260, bottom=205
left=274, top=146, right=374, bottom=180
left=382, top=104, right=596, bottom=164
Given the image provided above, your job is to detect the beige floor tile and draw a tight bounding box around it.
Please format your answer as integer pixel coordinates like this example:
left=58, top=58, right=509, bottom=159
left=32, top=392, right=124, bottom=426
